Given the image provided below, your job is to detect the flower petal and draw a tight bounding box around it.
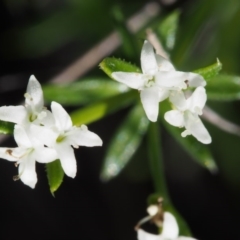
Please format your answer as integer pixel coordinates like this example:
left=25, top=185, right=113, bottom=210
left=184, top=112, right=212, bottom=144
left=34, top=146, right=57, bottom=163
left=169, top=90, right=187, bottom=111
left=155, top=54, right=175, bottom=71
left=177, top=237, right=197, bottom=240
left=137, top=229, right=161, bottom=240
left=140, top=87, right=160, bottom=122
left=155, top=71, right=187, bottom=89
left=51, top=101, right=72, bottom=131
left=186, top=72, right=206, bottom=87
left=0, top=106, right=26, bottom=124
left=55, top=143, right=77, bottom=178
left=187, top=87, right=206, bottom=114
left=0, top=147, right=18, bottom=161
left=18, top=156, right=37, bottom=189
left=26, top=75, right=44, bottom=112
left=164, top=110, right=184, bottom=127
left=29, top=125, right=58, bottom=147
left=161, top=212, right=179, bottom=239
left=141, top=40, right=158, bottom=75
left=14, top=125, right=32, bottom=147
left=112, top=72, right=146, bottom=90
left=69, top=125, right=103, bottom=147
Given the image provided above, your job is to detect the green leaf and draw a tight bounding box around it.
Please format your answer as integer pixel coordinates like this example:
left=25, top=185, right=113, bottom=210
left=206, top=74, right=240, bottom=101
left=193, top=59, right=222, bottom=80
left=158, top=10, right=180, bottom=51
left=160, top=101, right=217, bottom=173
left=46, top=160, right=64, bottom=195
left=100, top=104, right=149, bottom=181
left=99, top=57, right=141, bottom=79
left=43, top=78, right=129, bottom=105
left=0, top=120, right=14, bottom=135
left=71, top=91, right=137, bottom=126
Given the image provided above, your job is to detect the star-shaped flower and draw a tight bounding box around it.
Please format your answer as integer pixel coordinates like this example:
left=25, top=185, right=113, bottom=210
left=31, top=101, right=103, bottom=178
left=0, top=125, right=57, bottom=188
left=137, top=212, right=197, bottom=240
left=0, top=75, right=53, bottom=129
left=164, top=86, right=211, bottom=144
left=112, top=40, right=205, bottom=122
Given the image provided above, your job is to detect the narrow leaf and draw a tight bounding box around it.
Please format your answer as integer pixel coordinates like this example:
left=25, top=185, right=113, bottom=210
left=43, top=78, right=129, bottom=105
left=71, top=91, right=137, bottom=126
left=193, top=59, right=222, bottom=80
left=0, top=120, right=14, bottom=135
left=158, top=10, right=180, bottom=50
left=46, top=160, right=64, bottom=195
left=101, top=104, right=149, bottom=181
left=206, top=74, right=240, bottom=101
left=99, top=57, right=141, bottom=79
left=160, top=101, right=217, bottom=173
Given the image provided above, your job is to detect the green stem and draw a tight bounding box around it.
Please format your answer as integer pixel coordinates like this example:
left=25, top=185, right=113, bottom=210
left=147, top=122, right=170, bottom=202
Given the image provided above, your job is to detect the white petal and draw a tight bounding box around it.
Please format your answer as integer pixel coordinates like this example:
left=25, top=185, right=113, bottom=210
left=161, top=212, right=179, bottom=239
left=0, top=106, right=26, bottom=124
left=184, top=112, right=212, bottom=144
left=112, top=72, right=146, bottom=89
left=158, top=88, right=169, bottom=102
left=169, top=91, right=187, bottom=111
left=164, top=110, right=184, bottom=127
left=155, top=71, right=188, bottom=89
left=186, top=72, right=206, bottom=87
left=155, top=54, right=175, bottom=71
left=29, top=125, right=58, bottom=147
left=137, top=229, right=161, bottom=240
left=69, top=125, right=103, bottom=147
left=177, top=237, right=198, bottom=240
left=140, top=87, right=160, bottom=122
left=0, top=147, right=18, bottom=161
left=55, top=143, right=77, bottom=178
left=141, top=40, right=158, bottom=75
left=39, top=109, right=55, bottom=127
left=18, top=156, right=37, bottom=189
left=26, top=75, right=44, bottom=112
left=34, top=146, right=57, bottom=163
left=51, top=101, right=72, bottom=131
left=14, top=125, right=32, bottom=147
left=187, top=87, right=206, bottom=114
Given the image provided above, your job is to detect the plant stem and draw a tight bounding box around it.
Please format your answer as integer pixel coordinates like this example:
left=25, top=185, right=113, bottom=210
left=147, top=122, right=170, bottom=202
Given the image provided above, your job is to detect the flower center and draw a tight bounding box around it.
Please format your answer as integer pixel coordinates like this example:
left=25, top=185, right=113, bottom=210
left=56, top=134, right=66, bottom=143
left=144, top=75, right=155, bottom=88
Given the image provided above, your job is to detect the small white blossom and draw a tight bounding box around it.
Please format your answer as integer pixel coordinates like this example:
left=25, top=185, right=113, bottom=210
left=112, top=40, right=205, bottom=122
left=31, top=101, right=103, bottom=178
left=0, top=125, right=57, bottom=188
left=0, top=75, right=53, bottom=130
left=164, top=87, right=211, bottom=144
left=137, top=212, right=197, bottom=240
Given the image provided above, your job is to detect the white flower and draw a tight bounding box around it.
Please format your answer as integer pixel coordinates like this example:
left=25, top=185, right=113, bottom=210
left=0, top=125, right=57, bottom=188
left=164, top=87, right=211, bottom=144
left=0, top=75, right=53, bottom=129
left=112, top=40, right=205, bottom=122
left=31, top=101, right=103, bottom=178
left=137, top=212, right=197, bottom=240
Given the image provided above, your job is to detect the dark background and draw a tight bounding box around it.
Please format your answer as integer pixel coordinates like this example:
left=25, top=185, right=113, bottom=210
left=0, top=0, right=240, bottom=239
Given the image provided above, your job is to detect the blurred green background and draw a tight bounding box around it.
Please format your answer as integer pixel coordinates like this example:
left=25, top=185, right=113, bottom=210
left=1, top=0, right=240, bottom=239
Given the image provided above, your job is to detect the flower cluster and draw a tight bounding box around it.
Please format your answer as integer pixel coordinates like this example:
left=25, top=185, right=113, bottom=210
left=112, top=40, right=211, bottom=144
left=0, top=76, right=102, bottom=188
left=136, top=203, right=196, bottom=240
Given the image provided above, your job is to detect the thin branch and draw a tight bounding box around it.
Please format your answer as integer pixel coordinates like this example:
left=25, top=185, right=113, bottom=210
left=50, top=2, right=161, bottom=84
